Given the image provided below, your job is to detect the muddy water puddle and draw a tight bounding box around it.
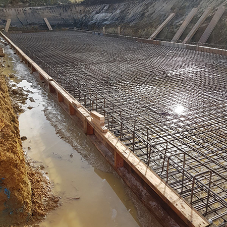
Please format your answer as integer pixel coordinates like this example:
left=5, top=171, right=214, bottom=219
left=3, top=46, right=161, bottom=227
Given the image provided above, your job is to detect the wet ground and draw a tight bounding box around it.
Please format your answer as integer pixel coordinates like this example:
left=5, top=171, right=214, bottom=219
left=2, top=43, right=161, bottom=227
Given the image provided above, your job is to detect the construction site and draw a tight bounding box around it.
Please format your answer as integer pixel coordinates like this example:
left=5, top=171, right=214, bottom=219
left=0, top=0, right=227, bottom=226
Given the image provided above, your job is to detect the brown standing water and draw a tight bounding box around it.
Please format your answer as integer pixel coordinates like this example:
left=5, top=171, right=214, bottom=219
left=2, top=43, right=162, bottom=227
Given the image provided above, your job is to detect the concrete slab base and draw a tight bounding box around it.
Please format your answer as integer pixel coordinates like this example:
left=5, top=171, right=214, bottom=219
left=0, top=31, right=210, bottom=227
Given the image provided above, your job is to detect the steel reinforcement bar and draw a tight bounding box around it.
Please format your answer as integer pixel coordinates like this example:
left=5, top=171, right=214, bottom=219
left=2, top=30, right=227, bottom=227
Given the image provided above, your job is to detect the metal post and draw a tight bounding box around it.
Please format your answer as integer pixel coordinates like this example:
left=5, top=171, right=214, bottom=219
left=104, top=98, right=106, bottom=117
left=205, top=172, right=212, bottom=215
left=147, top=144, right=151, bottom=166
left=161, top=143, right=168, bottom=174
left=133, top=120, right=136, bottom=153
left=146, top=127, right=149, bottom=155
left=107, top=113, right=110, bottom=129
left=96, top=93, right=97, bottom=111
left=120, top=111, right=123, bottom=140
left=84, top=94, right=86, bottom=108
left=181, top=153, right=186, bottom=193
left=166, top=157, right=170, bottom=183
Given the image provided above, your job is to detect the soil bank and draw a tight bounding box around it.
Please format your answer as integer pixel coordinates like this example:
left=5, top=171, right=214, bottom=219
left=0, top=63, right=59, bottom=226
left=0, top=72, right=32, bottom=225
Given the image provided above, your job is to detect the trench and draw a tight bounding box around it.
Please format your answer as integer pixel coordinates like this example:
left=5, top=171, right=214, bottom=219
left=2, top=41, right=161, bottom=227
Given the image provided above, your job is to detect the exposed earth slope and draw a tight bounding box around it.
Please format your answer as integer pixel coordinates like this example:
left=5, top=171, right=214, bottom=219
left=0, top=73, right=32, bottom=225
left=0, top=0, right=227, bottom=46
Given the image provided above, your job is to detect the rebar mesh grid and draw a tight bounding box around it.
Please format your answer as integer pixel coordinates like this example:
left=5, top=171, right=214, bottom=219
left=6, top=31, right=227, bottom=226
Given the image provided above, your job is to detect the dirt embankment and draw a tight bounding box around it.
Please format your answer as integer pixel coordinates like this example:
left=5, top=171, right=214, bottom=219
left=0, top=69, right=59, bottom=226
left=1, top=0, right=227, bottom=47
left=0, top=73, right=32, bottom=225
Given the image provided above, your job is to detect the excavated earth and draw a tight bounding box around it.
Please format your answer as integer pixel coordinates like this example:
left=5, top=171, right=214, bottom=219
left=0, top=69, right=59, bottom=226
left=1, top=0, right=227, bottom=46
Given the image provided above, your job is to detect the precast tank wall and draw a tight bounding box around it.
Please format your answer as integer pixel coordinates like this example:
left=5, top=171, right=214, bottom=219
left=5, top=31, right=227, bottom=226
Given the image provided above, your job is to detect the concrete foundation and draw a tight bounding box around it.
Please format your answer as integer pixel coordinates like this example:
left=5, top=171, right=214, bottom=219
left=1, top=31, right=210, bottom=227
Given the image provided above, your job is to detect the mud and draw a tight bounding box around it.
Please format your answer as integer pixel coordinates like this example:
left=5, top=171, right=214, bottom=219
left=0, top=73, right=32, bottom=225
left=26, top=160, right=60, bottom=226
left=6, top=77, right=28, bottom=114
left=0, top=69, right=59, bottom=226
